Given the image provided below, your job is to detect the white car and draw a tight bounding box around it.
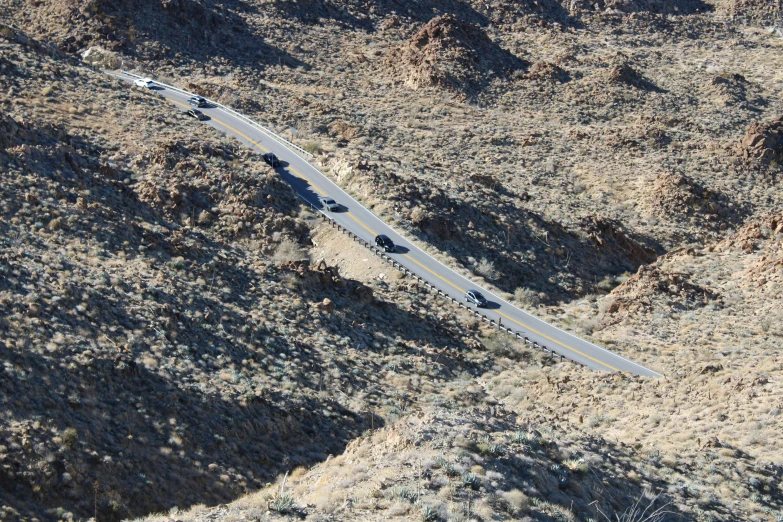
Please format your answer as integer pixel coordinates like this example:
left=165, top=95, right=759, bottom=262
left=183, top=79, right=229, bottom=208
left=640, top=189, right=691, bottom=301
left=134, top=78, right=155, bottom=88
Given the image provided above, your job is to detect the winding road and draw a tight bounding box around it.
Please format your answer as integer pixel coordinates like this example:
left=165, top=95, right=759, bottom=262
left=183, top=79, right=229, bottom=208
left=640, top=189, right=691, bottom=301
left=110, top=71, right=661, bottom=377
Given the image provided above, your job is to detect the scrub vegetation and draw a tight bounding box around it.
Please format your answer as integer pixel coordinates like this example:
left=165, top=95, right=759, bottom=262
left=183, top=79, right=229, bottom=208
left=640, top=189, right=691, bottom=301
left=1, top=0, right=782, bottom=521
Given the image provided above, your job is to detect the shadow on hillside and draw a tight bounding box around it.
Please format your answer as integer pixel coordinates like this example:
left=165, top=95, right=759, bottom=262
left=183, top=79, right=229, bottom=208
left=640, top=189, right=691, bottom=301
left=0, top=120, right=488, bottom=520
left=0, top=343, right=375, bottom=520
left=266, top=0, right=375, bottom=31
left=384, top=175, right=664, bottom=302
left=56, top=0, right=304, bottom=68
left=466, top=412, right=692, bottom=521
left=265, top=0, right=579, bottom=30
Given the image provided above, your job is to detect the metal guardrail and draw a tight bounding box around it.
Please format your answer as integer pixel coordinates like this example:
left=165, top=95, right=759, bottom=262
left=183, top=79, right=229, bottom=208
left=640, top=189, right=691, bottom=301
left=117, top=70, right=313, bottom=159
left=296, top=195, right=581, bottom=369
left=111, top=69, right=588, bottom=371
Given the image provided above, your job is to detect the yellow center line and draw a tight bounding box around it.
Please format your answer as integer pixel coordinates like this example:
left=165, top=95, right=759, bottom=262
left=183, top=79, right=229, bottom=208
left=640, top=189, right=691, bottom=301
left=404, top=254, right=465, bottom=294
left=493, top=309, right=619, bottom=372
left=210, top=116, right=270, bottom=154
left=404, top=252, right=618, bottom=370
left=346, top=212, right=378, bottom=236
left=168, top=97, right=271, bottom=153
left=288, top=166, right=326, bottom=197
left=165, top=93, right=620, bottom=372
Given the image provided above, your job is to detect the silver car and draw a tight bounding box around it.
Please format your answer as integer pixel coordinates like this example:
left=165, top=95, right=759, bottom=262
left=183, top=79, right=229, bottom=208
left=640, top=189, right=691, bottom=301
left=319, top=196, right=340, bottom=212
left=465, top=290, right=487, bottom=307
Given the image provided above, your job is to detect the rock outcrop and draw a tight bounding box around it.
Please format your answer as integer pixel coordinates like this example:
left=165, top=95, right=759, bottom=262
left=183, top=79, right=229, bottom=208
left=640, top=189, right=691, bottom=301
left=384, top=14, right=523, bottom=94
left=579, top=216, right=658, bottom=265
left=571, top=0, right=712, bottom=15
left=738, top=117, right=783, bottom=165
left=649, top=171, right=732, bottom=223
left=602, top=263, right=718, bottom=320
left=606, top=62, right=644, bottom=86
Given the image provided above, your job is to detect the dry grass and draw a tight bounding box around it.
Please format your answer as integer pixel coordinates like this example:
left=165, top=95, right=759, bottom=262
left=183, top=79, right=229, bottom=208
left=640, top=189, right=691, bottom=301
left=3, top=3, right=783, bottom=521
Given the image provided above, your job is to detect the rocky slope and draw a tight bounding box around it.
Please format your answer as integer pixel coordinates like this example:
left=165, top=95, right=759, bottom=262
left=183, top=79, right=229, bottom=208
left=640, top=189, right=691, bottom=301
left=138, top=214, right=783, bottom=521
left=0, top=24, right=499, bottom=521
left=2, top=1, right=783, bottom=521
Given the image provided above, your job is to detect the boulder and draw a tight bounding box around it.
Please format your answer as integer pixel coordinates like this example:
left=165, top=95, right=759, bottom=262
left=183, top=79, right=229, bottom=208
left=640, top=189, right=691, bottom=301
left=316, top=298, right=334, bottom=314
left=384, top=14, right=523, bottom=94
left=738, top=117, right=783, bottom=165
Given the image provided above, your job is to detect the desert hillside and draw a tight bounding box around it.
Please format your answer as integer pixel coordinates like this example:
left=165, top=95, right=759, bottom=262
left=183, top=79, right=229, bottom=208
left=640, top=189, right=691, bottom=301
left=1, top=0, right=782, bottom=521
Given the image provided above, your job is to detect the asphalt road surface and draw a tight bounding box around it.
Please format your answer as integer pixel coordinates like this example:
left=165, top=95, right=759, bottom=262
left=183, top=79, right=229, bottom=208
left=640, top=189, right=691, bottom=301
left=112, top=72, right=661, bottom=377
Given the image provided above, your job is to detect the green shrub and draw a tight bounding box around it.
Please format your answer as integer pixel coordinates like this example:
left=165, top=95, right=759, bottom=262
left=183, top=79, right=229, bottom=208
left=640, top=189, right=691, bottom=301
left=303, top=141, right=323, bottom=155
left=461, top=472, right=480, bottom=489
left=268, top=492, right=296, bottom=513
left=62, top=428, right=78, bottom=449
left=421, top=504, right=440, bottom=521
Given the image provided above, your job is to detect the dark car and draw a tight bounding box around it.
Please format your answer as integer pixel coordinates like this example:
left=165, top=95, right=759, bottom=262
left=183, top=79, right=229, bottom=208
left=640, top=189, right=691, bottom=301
left=263, top=152, right=281, bottom=167
left=375, top=234, right=395, bottom=252
left=188, top=96, right=208, bottom=108
left=186, top=108, right=207, bottom=121
left=465, top=290, right=487, bottom=307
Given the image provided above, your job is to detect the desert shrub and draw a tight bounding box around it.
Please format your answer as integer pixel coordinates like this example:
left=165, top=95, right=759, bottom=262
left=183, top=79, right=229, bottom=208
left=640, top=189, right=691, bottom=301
left=474, top=257, right=499, bottom=280
left=61, top=428, right=78, bottom=449
left=514, top=287, right=540, bottom=307
left=303, top=141, right=323, bottom=154
left=272, top=238, right=306, bottom=262
left=564, top=458, right=589, bottom=474
left=434, top=456, right=459, bottom=477
left=461, top=472, right=480, bottom=489
left=530, top=498, right=575, bottom=521
left=477, top=437, right=505, bottom=456
left=428, top=475, right=450, bottom=490
left=169, top=257, right=186, bottom=270
left=433, top=456, right=449, bottom=469
left=596, top=275, right=623, bottom=292
left=484, top=333, right=525, bottom=361
left=598, top=492, right=672, bottom=522
left=384, top=486, right=418, bottom=503
left=500, top=489, right=529, bottom=513
left=268, top=492, right=296, bottom=514
left=421, top=504, right=440, bottom=522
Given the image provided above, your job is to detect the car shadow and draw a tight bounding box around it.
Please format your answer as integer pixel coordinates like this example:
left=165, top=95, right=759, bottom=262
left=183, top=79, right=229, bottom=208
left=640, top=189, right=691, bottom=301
left=391, top=246, right=410, bottom=254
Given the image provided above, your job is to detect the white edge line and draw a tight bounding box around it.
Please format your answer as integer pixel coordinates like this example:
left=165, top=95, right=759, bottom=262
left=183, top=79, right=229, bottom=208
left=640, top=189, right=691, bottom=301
left=315, top=192, right=662, bottom=376
left=105, top=69, right=662, bottom=378
left=117, top=70, right=313, bottom=159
